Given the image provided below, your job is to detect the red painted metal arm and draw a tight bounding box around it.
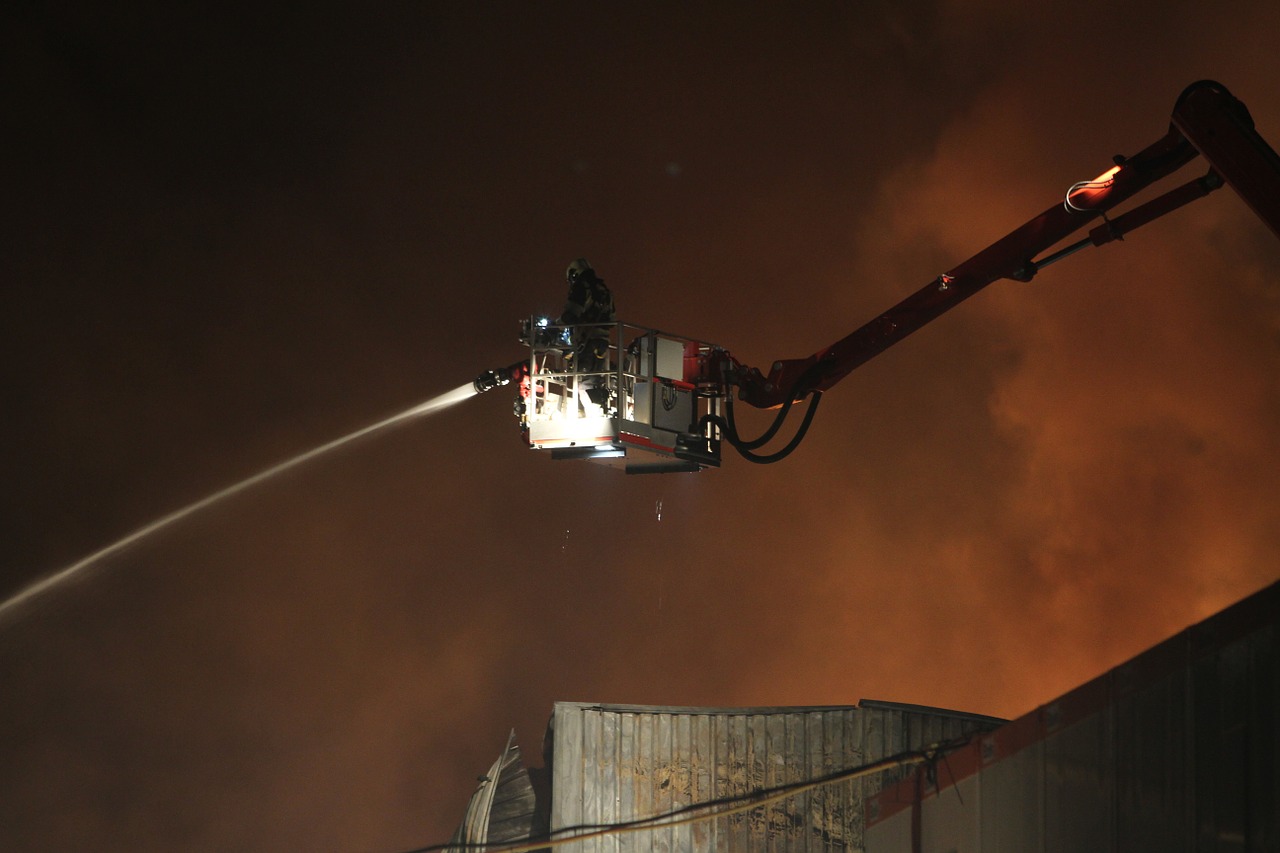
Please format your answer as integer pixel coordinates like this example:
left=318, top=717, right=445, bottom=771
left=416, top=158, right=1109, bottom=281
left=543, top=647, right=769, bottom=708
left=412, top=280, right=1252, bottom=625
left=732, top=80, right=1279, bottom=409
left=1173, top=81, right=1280, bottom=241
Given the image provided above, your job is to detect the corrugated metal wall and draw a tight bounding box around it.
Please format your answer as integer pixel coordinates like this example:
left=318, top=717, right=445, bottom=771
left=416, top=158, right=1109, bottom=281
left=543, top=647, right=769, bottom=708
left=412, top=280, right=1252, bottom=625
left=549, top=701, right=1002, bottom=852
left=448, top=730, right=538, bottom=851
left=865, top=580, right=1279, bottom=852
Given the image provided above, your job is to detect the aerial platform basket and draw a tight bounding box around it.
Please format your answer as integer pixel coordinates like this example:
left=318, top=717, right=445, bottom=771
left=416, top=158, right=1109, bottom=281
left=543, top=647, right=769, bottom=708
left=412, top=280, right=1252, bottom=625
left=518, top=319, right=725, bottom=473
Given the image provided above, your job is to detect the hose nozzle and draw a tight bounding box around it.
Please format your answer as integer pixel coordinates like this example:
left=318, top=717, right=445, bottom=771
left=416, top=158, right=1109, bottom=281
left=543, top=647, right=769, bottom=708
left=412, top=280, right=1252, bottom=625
left=473, top=361, right=528, bottom=394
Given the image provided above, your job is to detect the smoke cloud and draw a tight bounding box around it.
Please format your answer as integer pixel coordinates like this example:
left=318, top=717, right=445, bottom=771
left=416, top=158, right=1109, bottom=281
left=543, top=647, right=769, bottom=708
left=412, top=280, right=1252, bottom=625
left=2, top=2, right=1278, bottom=850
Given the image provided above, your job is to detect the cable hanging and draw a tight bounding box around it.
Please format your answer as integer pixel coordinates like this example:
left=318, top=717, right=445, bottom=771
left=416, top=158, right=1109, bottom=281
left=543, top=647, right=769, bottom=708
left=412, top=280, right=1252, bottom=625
left=400, top=737, right=971, bottom=853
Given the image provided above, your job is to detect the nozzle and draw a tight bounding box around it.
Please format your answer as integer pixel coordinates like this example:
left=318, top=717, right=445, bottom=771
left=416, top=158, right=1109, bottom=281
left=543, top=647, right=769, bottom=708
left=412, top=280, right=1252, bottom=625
left=473, top=368, right=510, bottom=394
left=473, top=361, right=528, bottom=395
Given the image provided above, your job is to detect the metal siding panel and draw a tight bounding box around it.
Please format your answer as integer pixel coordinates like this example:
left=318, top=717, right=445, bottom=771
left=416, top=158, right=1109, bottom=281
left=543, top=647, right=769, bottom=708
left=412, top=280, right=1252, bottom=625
left=1193, top=650, right=1217, bottom=852
left=618, top=713, right=636, bottom=853
left=635, top=713, right=650, bottom=853
left=939, top=715, right=959, bottom=744
left=588, top=708, right=605, bottom=853
left=877, top=708, right=908, bottom=798
left=579, top=708, right=593, bottom=828
left=864, top=708, right=884, bottom=768
left=1115, top=668, right=1192, bottom=853
left=552, top=704, right=585, bottom=849
left=849, top=707, right=865, bottom=851
left=854, top=707, right=871, bottom=832
left=1044, top=711, right=1113, bottom=853
left=888, top=707, right=904, bottom=754
left=787, top=713, right=806, bottom=850
left=580, top=708, right=596, bottom=829
left=549, top=704, right=1001, bottom=853
left=841, top=706, right=859, bottom=764
left=907, top=713, right=923, bottom=759
left=885, top=586, right=1277, bottom=852
left=813, top=713, right=828, bottom=851
left=782, top=713, right=806, bottom=852
left=933, top=714, right=954, bottom=746
left=716, top=714, right=734, bottom=848
left=820, top=712, right=840, bottom=851
left=634, top=713, right=654, bottom=852
left=804, top=713, right=823, bottom=853
left=865, top=804, right=914, bottom=853
left=1192, top=627, right=1279, bottom=853
left=859, top=707, right=895, bottom=818
left=1194, top=641, right=1248, bottom=850
left=1218, top=640, right=1251, bottom=846
left=691, top=714, right=713, bottom=852
left=980, top=741, right=1044, bottom=853
left=730, top=714, right=751, bottom=850
left=673, top=714, right=694, bottom=853
left=747, top=714, right=767, bottom=846
left=828, top=709, right=846, bottom=852
left=834, top=711, right=847, bottom=852
left=757, top=712, right=778, bottom=845
left=599, top=706, right=619, bottom=850
left=845, top=708, right=860, bottom=851
left=765, top=714, right=783, bottom=852
left=1251, top=626, right=1279, bottom=853
left=742, top=712, right=757, bottom=850
left=928, top=714, right=946, bottom=744
left=653, top=713, right=672, bottom=853
left=919, top=774, right=981, bottom=853
left=777, top=714, right=794, bottom=851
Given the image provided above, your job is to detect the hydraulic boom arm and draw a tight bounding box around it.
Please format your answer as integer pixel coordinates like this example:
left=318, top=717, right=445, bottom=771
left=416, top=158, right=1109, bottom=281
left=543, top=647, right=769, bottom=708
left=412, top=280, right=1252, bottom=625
left=731, top=80, right=1280, bottom=410
left=477, top=81, right=1279, bottom=473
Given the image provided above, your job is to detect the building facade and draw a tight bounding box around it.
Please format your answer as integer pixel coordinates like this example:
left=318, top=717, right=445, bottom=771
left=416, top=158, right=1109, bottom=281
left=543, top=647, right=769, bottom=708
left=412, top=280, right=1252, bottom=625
left=866, top=580, right=1279, bottom=852
left=453, top=701, right=1003, bottom=852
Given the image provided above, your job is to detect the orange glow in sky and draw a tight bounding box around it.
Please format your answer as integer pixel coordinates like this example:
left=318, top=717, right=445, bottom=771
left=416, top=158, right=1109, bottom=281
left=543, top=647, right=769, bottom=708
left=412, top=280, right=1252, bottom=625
left=3, top=4, right=1279, bottom=851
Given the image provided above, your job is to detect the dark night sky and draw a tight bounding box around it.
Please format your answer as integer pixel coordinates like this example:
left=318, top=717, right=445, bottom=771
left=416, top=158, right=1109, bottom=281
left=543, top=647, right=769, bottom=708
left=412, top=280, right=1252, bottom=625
left=3, top=3, right=1279, bottom=850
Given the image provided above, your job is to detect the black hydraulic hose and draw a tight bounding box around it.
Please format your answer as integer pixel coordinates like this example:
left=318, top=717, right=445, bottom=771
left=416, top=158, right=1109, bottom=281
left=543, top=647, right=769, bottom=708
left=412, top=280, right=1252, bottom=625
left=697, top=389, right=822, bottom=465
left=694, top=359, right=829, bottom=464
left=728, top=386, right=802, bottom=450
left=723, top=390, right=823, bottom=464
left=724, top=358, right=829, bottom=450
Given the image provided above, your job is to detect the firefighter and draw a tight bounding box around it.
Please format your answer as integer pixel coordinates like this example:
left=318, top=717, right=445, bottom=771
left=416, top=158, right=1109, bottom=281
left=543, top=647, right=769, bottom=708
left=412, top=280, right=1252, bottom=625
left=558, top=258, right=615, bottom=408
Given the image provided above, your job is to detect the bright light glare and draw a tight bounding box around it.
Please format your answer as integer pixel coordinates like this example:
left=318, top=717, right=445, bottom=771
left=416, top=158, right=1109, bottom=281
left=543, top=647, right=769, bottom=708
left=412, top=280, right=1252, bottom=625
left=1090, top=165, right=1122, bottom=186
